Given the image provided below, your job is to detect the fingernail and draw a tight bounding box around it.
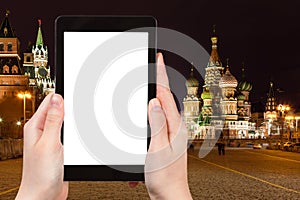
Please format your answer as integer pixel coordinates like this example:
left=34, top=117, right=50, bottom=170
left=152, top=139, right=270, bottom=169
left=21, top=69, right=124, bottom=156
left=51, top=94, right=62, bottom=107
left=150, top=98, right=162, bottom=111
left=157, top=52, right=165, bottom=66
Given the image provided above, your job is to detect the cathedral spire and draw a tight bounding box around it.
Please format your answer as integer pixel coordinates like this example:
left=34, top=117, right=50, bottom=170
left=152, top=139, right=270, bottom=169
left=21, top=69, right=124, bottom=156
left=241, top=62, right=245, bottom=79
left=190, top=62, right=194, bottom=76
left=224, top=58, right=230, bottom=72
left=238, top=62, right=252, bottom=92
left=208, top=25, right=222, bottom=67
left=0, top=10, right=15, bottom=37
left=36, top=19, right=43, bottom=47
left=268, top=81, right=275, bottom=99
left=265, top=81, right=276, bottom=111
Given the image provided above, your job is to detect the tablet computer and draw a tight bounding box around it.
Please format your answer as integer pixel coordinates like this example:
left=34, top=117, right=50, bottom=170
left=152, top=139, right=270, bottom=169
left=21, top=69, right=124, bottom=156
left=55, top=16, right=156, bottom=181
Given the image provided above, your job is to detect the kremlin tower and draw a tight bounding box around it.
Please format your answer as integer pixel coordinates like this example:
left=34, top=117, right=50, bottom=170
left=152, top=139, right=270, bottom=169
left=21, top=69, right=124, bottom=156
left=0, top=11, right=55, bottom=138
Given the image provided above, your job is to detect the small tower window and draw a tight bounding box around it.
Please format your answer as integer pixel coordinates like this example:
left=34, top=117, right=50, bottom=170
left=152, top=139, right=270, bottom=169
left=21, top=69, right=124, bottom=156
left=0, top=42, right=4, bottom=51
left=12, top=65, right=18, bottom=74
left=7, top=43, right=12, bottom=51
left=26, top=56, right=31, bottom=62
left=3, top=65, right=9, bottom=73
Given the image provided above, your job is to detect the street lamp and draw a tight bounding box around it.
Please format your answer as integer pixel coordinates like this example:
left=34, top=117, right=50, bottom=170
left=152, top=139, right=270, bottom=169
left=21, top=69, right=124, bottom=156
left=277, top=104, right=290, bottom=142
left=296, top=116, right=300, bottom=143
left=16, top=120, right=22, bottom=138
left=18, top=92, right=31, bottom=124
left=0, top=117, right=2, bottom=138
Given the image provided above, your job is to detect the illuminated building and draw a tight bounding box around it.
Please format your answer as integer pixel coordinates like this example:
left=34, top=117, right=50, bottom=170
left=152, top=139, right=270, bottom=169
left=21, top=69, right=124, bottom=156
left=183, top=27, right=255, bottom=139
left=0, top=11, right=54, bottom=138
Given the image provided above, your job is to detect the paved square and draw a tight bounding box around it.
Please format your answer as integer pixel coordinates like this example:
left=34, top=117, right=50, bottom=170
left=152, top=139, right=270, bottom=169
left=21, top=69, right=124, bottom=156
left=1, top=148, right=300, bottom=199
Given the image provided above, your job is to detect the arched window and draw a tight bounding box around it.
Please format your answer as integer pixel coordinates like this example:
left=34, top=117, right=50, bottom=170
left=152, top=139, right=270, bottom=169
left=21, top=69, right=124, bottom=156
left=12, top=65, right=18, bottom=74
left=3, top=65, right=9, bottom=73
left=7, top=43, right=12, bottom=51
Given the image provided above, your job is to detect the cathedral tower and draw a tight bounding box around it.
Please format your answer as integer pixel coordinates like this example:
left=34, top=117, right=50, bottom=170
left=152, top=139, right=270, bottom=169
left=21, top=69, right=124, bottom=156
left=237, top=63, right=252, bottom=120
left=203, top=26, right=224, bottom=88
left=219, top=60, right=238, bottom=121
left=183, top=65, right=201, bottom=138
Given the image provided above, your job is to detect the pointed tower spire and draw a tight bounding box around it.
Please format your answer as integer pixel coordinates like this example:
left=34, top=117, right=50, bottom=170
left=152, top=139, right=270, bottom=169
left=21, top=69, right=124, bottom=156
left=265, top=81, right=276, bottom=111
left=241, top=62, right=245, bottom=79
left=0, top=10, right=15, bottom=37
left=190, top=62, right=194, bottom=76
left=36, top=19, right=43, bottom=47
left=238, top=62, right=252, bottom=92
left=268, top=81, right=275, bottom=98
left=208, top=25, right=222, bottom=67
left=225, top=58, right=230, bottom=72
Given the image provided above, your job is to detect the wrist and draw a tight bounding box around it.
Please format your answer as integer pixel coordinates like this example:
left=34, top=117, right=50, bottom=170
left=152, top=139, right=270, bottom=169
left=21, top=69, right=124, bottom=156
left=16, top=184, right=49, bottom=200
left=16, top=188, right=40, bottom=200
left=148, top=182, right=192, bottom=200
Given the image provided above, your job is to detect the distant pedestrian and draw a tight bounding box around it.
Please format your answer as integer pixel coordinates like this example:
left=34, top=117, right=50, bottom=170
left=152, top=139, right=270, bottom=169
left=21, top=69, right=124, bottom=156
left=188, top=143, right=194, bottom=152
left=217, top=142, right=222, bottom=155
left=221, top=142, right=225, bottom=155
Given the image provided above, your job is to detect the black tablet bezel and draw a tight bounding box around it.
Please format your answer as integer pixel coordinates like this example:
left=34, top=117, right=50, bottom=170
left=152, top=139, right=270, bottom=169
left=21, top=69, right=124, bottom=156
left=55, top=16, right=156, bottom=181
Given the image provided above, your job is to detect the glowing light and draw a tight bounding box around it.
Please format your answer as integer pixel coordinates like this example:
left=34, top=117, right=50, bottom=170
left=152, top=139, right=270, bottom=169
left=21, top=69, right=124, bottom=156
left=18, top=92, right=31, bottom=99
left=16, top=121, right=21, bottom=126
left=285, top=116, right=294, bottom=120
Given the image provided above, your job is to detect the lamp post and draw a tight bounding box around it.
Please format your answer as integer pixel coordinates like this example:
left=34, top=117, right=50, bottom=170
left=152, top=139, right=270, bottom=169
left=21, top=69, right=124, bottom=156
left=277, top=104, right=290, bottom=143
left=16, top=121, right=22, bottom=138
left=0, top=117, right=2, bottom=138
left=296, top=116, right=300, bottom=143
left=18, top=92, right=31, bottom=124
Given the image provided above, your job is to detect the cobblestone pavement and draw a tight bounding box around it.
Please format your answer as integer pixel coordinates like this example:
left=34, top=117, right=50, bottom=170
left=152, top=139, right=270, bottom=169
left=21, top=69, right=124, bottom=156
left=0, top=149, right=300, bottom=199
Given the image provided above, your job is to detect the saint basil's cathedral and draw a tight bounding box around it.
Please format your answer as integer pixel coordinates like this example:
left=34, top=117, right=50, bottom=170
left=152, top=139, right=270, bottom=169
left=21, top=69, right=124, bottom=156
left=183, top=28, right=256, bottom=140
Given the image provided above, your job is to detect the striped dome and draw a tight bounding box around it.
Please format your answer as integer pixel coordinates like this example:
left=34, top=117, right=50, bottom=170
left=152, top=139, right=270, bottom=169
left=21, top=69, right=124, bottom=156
left=219, top=66, right=237, bottom=88
left=238, top=80, right=252, bottom=92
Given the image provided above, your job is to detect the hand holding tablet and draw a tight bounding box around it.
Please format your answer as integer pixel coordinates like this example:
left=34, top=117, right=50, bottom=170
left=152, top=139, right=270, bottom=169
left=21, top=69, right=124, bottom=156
left=16, top=16, right=192, bottom=199
left=16, top=53, right=192, bottom=200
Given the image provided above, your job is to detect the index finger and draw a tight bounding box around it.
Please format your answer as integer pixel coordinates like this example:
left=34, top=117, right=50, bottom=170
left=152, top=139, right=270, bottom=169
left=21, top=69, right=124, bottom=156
left=156, top=53, right=181, bottom=138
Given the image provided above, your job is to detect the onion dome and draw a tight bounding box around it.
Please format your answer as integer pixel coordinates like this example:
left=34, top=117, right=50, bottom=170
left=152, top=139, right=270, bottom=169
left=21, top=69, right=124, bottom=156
left=185, top=65, right=199, bottom=87
left=219, top=59, right=238, bottom=88
left=238, top=65, right=252, bottom=92
left=201, top=87, right=212, bottom=99
left=201, top=90, right=212, bottom=99
left=237, top=93, right=246, bottom=100
left=238, top=81, right=252, bottom=91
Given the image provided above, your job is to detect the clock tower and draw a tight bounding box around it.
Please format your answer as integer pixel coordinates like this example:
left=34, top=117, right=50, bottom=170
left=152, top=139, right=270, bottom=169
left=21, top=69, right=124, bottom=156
left=31, top=19, right=54, bottom=95
left=32, top=19, right=49, bottom=79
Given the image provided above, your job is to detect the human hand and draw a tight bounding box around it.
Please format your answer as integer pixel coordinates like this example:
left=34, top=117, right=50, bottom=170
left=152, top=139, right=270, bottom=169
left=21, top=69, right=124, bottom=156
left=145, top=53, right=192, bottom=199
left=16, top=93, right=68, bottom=200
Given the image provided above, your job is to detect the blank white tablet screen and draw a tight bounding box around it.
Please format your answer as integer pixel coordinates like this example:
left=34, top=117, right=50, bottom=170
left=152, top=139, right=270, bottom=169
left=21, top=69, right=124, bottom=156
left=63, top=32, right=148, bottom=165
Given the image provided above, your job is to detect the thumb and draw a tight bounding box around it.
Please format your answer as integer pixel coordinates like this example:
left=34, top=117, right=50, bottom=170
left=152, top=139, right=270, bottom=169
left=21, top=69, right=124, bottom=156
left=148, top=98, right=169, bottom=152
left=42, top=94, right=64, bottom=144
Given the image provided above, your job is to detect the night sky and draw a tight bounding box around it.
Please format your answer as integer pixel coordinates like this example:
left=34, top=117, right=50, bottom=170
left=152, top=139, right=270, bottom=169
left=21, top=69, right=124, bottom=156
left=2, top=0, right=300, bottom=110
